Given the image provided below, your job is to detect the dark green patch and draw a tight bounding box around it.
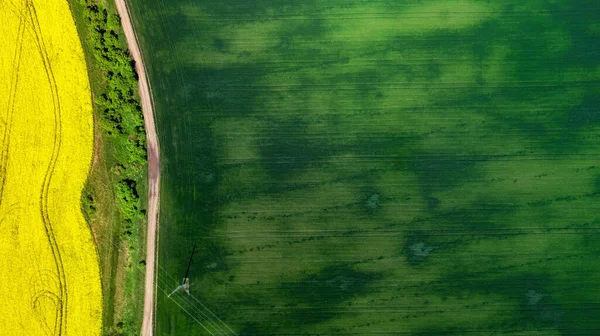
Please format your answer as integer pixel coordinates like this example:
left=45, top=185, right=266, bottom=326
left=567, top=96, right=600, bottom=128
left=257, top=119, right=337, bottom=179
left=281, top=264, right=380, bottom=324
left=406, top=152, right=484, bottom=195
left=282, top=264, right=379, bottom=306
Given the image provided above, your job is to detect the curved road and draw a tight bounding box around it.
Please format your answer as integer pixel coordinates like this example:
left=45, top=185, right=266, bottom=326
left=114, top=1, right=160, bottom=335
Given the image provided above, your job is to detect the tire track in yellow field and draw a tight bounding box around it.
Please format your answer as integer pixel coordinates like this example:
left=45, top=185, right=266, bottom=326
left=26, top=2, right=68, bottom=334
left=0, top=1, right=25, bottom=210
left=1, top=0, right=102, bottom=334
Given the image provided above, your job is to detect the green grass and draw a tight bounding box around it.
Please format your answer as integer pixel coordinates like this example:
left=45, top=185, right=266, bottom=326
left=127, top=0, right=600, bottom=335
left=68, top=0, right=147, bottom=334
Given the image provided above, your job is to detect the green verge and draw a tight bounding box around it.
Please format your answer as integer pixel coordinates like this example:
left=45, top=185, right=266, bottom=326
left=69, top=0, right=147, bottom=335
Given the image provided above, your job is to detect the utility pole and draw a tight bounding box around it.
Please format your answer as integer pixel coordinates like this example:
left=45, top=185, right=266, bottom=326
left=168, top=243, right=197, bottom=297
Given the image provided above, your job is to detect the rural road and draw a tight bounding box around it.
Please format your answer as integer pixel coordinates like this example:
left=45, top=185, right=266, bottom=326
left=114, top=1, right=161, bottom=335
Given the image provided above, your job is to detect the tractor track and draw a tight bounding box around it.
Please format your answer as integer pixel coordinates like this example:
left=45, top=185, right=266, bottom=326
left=0, top=0, right=25, bottom=210
left=27, top=2, right=68, bottom=334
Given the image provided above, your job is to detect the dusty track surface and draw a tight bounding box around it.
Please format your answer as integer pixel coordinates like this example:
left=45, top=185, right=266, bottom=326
left=114, top=1, right=161, bottom=335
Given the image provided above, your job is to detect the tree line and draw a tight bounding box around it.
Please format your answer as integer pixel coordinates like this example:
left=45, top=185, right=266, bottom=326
left=83, top=1, right=146, bottom=237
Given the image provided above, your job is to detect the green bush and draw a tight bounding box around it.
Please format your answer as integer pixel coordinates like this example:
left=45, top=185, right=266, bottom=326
left=116, top=179, right=141, bottom=220
left=82, top=1, right=147, bottom=176
left=79, top=1, right=148, bottom=243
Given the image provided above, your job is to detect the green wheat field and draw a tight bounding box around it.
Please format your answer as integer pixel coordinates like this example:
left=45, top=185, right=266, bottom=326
left=128, top=0, right=600, bottom=334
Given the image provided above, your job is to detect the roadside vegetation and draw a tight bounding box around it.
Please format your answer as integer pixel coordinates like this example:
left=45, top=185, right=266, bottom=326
left=69, top=0, right=147, bottom=334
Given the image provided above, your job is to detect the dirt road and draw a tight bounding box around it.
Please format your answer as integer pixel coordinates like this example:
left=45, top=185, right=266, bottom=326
left=114, top=1, right=161, bottom=335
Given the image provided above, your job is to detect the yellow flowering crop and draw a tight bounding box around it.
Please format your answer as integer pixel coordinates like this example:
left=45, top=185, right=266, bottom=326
left=0, top=0, right=102, bottom=335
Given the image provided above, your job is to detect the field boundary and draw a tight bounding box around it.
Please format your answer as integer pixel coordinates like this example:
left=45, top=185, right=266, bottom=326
left=114, top=1, right=161, bottom=335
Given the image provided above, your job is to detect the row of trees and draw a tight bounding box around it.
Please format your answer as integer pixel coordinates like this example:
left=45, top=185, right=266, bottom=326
left=78, top=2, right=148, bottom=335
left=83, top=2, right=146, bottom=235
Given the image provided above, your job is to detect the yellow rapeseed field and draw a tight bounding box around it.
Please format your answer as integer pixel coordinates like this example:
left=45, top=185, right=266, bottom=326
left=0, top=0, right=102, bottom=335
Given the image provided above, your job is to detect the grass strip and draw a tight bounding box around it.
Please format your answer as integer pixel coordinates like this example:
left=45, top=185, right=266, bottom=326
left=69, top=0, right=148, bottom=334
